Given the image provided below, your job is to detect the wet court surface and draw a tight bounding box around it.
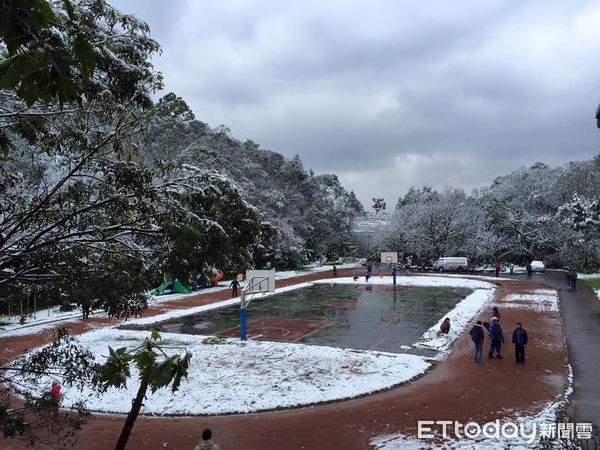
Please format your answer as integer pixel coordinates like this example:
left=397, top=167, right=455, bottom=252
left=142, top=284, right=471, bottom=353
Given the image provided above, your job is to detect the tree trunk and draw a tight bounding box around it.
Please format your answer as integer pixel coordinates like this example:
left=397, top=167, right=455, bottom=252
left=114, top=376, right=149, bottom=450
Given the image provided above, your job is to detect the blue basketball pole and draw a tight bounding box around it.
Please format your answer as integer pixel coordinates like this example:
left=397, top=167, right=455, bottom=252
left=240, top=307, right=247, bottom=340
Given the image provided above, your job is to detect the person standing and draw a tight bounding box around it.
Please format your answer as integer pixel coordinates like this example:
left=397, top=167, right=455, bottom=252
left=526, top=263, right=532, bottom=277
left=332, top=264, right=337, bottom=277
left=229, top=278, right=240, bottom=297
left=512, top=322, right=528, bottom=364
left=195, top=428, right=221, bottom=450
left=565, top=269, right=572, bottom=288
left=509, top=263, right=514, bottom=275
left=494, top=261, right=501, bottom=277
left=440, top=317, right=451, bottom=334
left=48, top=381, right=61, bottom=418
left=81, top=298, right=91, bottom=319
left=405, top=255, right=412, bottom=275
left=49, top=382, right=61, bottom=402
left=488, top=317, right=504, bottom=359
left=469, top=320, right=485, bottom=363
left=570, top=270, right=578, bottom=290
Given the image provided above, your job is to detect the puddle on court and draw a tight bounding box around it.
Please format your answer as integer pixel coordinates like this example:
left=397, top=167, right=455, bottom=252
left=128, top=284, right=471, bottom=354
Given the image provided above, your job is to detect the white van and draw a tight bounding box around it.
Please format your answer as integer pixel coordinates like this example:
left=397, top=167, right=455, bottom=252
left=433, top=257, right=469, bottom=272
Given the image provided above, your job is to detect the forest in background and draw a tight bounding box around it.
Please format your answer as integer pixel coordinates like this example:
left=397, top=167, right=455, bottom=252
left=380, top=157, right=600, bottom=270
left=1, top=0, right=598, bottom=322
left=0, top=0, right=362, bottom=318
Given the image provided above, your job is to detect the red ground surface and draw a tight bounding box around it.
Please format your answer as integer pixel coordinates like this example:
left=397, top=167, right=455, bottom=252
left=321, top=299, right=368, bottom=308
left=217, top=318, right=330, bottom=341
left=1, top=271, right=567, bottom=450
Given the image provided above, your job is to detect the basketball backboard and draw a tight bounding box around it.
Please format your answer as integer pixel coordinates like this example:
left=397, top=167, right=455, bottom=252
left=245, top=269, right=276, bottom=293
left=380, top=252, right=398, bottom=264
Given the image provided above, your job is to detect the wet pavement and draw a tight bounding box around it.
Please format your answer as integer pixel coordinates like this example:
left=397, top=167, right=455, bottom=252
left=134, top=284, right=471, bottom=353
left=542, top=271, right=600, bottom=426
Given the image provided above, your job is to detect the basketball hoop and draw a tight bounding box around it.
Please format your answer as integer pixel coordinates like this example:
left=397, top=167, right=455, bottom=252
left=240, top=270, right=276, bottom=340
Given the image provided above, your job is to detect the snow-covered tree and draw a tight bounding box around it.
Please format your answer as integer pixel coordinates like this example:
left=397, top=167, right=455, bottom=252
left=386, top=187, right=475, bottom=264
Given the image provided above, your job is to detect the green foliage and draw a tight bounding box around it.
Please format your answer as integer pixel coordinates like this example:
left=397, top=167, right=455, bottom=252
left=0, top=327, right=101, bottom=447
left=100, top=346, right=132, bottom=389
left=13, top=326, right=101, bottom=390
left=0, top=0, right=89, bottom=105
left=100, top=330, right=191, bottom=394
left=0, top=0, right=160, bottom=107
left=99, top=330, right=191, bottom=449
left=584, top=279, right=600, bottom=291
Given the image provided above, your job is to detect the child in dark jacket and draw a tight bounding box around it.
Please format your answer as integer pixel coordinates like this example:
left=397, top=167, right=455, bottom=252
left=469, top=321, right=485, bottom=363
left=512, top=322, right=528, bottom=363
left=488, top=318, right=504, bottom=359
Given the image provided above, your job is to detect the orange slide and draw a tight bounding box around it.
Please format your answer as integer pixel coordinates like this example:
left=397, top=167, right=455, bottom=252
left=210, top=270, right=224, bottom=287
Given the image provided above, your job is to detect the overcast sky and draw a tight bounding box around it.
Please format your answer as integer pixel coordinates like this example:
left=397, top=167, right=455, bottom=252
left=111, top=0, right=600, bottom=208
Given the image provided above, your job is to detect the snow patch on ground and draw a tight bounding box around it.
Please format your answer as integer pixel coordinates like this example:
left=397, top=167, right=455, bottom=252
left=20, top=328, right=430, bottom=416
left=578, top=273, right=600, bottom=280
left=0, top=303, right=102, bottom=336
left=0, top=317, right=82, bottom=337
left=413, top=289, right=494, bottom=357
left=439, top=273, right=512, bottom=282
left=313, top=275, right=495, bottom=290
left=125, top=282, right=313, bottom=327
left=502, top=290, right=558, bottom=312
left=371, top=365, right=574, bottom=449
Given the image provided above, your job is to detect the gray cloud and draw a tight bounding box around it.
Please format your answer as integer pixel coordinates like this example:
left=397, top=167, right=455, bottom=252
left=110, top=0, right=600, bottom=207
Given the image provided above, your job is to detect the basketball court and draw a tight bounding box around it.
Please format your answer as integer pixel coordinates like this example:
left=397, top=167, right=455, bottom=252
left=146, top=283, right=471, bottom=353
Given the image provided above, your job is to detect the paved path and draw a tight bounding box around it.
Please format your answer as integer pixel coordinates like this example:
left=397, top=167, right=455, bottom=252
left=546, top=271, right=600, bottom=426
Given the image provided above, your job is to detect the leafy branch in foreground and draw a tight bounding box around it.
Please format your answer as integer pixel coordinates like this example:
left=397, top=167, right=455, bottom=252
left=100, top=329, right=191, bottom=450
left=0, top=326, right=102, bottom=448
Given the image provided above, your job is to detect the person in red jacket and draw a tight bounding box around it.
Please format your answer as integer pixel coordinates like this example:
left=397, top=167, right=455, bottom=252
left=440, top=317, right=451, bottom=334
left=49, top=382, right=61, bottom=402
left=48, top=382, right=61, bottom=417
left=494, top=262, right=501, bottom=277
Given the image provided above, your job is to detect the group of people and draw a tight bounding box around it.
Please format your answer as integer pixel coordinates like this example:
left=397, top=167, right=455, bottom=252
left=493, top=262, right=516, bottom=277
left=468, top=306, right=528, bottom=364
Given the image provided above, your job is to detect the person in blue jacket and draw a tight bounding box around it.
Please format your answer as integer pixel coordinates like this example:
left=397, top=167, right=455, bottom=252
left=512, top=322, right=528, bottom=364
left=488, top=317, right=504, bottom=359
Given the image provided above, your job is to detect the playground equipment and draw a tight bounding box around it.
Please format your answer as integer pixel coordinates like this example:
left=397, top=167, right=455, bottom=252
left=240, top=269, right=276, bottom=340
left=210, top=270, right=224, bottom=287
left=151, top=274, right=191, bottom=296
